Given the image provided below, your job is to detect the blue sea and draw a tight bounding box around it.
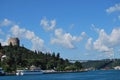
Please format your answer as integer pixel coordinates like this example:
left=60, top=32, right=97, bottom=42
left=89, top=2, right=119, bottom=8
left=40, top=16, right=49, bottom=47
left=1, top=70, right=120, bottom=80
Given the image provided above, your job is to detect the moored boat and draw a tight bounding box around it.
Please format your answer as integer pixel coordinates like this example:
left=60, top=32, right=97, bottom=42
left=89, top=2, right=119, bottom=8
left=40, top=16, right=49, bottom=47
left=16, top=70, right=24, bottom=76
left=0, top=68, right=5, bottom=76
left=16, top=69, right=43, bottom=75
left=16, top=65, right=43, bottom=75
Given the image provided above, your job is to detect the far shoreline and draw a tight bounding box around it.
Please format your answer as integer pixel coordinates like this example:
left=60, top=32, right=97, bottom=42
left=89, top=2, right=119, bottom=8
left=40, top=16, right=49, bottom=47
left=42, top=70, right=88, bottom=74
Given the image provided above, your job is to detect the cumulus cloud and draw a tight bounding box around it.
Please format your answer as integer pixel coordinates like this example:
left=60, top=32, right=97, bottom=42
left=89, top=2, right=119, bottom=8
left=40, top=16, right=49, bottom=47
left=40, top=17, right=56, bottom=31
left=86, top=38, right=93, bottom=50
left=86, top=28, right=120, bottom=58
left=10, top=25, right=26, bottom=38
left=93, top=29, right=110, bottom=52
left=10, top=25, right=45, bottom=51
left=51, top=28, right=83, bottom=49
left=0, top=18, right=45, bottom=51
left=106, top=3, right=120, bottom=13
left=81, top=32, right=87, bottom=38
left=0, top=19, right=13, bottom=27
left=91, top=24, right=100, bottom=32
left=0, top=39, right=8, bottom=46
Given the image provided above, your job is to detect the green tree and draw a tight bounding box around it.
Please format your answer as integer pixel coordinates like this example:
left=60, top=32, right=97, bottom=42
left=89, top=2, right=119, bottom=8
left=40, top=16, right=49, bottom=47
left=65, top=65, right=76, bottom=71
left=56, top=53, right=60, bottom=60
left=1, top=44, right=76, bottom=72
left=74, top=61, right=83, bottom=70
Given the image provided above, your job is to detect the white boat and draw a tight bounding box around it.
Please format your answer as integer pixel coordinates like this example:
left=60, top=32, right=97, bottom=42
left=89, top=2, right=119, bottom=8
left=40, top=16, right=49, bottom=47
left=16, top=69, right=43, bottom=76
left=16, top=70, right=24, bottom=76
left=0, top=68, right=5, bottom=76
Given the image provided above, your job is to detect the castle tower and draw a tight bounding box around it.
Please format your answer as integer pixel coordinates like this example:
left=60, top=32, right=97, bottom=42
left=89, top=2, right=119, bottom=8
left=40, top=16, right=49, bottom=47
left=8, top=37, right=20, bottom=46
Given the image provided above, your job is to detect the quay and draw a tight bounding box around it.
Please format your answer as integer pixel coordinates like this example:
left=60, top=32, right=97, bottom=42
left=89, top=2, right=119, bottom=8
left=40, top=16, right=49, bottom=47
left=42, top=70, right=87, bottom=74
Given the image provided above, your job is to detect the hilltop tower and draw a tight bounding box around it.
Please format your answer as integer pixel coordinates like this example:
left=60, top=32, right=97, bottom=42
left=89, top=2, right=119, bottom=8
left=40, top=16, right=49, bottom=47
left=8, top=37, right=20, bottom=46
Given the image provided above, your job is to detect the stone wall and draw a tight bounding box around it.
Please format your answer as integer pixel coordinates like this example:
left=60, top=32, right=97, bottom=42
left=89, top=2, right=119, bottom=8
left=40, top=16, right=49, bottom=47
left=8, top=38, right=20, bottom=46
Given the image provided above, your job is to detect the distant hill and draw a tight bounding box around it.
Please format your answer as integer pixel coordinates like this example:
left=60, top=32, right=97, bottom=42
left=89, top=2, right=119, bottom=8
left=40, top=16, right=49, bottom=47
left=82, top=59, right=120, bottom=69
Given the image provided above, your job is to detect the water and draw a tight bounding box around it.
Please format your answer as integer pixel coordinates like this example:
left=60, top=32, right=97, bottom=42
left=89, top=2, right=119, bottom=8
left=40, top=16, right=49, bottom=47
left=1, top=70, right=120, bottom=80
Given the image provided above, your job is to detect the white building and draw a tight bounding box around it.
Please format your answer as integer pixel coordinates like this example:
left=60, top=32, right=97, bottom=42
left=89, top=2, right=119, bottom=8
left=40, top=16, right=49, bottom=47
left=114, top=66, right=120, bottom=70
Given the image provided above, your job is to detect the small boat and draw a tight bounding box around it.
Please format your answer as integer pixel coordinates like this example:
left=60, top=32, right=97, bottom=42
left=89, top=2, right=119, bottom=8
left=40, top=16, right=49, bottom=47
left=16, top=69, right=43, bottom=75
left=16, top=65, right=43, bottom=75
left=0, top=68, right=5, bottom=76
left=16, top=70, right=24, bottom=76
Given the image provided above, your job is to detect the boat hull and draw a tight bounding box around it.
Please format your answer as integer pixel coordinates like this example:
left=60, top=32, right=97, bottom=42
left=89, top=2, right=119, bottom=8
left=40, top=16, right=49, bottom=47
left=16, top=70, right=43, bottom=75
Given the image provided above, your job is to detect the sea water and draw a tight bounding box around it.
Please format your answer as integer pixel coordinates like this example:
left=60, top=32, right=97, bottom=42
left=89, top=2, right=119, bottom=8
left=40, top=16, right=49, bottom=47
left=0, top=70, right=120, bottom=80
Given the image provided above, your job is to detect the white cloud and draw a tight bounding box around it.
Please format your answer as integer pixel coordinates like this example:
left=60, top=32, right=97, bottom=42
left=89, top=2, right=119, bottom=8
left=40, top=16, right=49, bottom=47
left=109, top=28, right=120, bottom=46
left=0, top=39, right=8, bottom=46
left=93, top=29, right=110, bottom=52
left=31, top=36, right=44, bottom=51
left=81, top=32, right=87, bottom=38
left=106, top=3, right=120, bottom=13
left=93, top=39, right=113, bottom=53
left=0, top=19, right=46, bottom=52
left=91, top=24, right=100, bottom=33
left=10, top=25, right=45, bottom=51
left=86, top=38, right=93, bottom=50
left=25, top=30, right=35, bottom=40
left=93, top=29, right=114, bottom=54
left=10, top=25, right=26, bottom=38
left=86, top=28, right=120, bottom=58
left=40, top=17, right=56, bottom=31
left=51, top=28, right=83, bottom=49
left=0, top=19, right=13, bottom=27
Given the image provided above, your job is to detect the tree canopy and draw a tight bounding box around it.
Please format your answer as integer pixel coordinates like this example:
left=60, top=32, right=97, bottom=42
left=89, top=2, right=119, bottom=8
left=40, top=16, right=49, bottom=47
left=0, top=45, right=83, bottom=72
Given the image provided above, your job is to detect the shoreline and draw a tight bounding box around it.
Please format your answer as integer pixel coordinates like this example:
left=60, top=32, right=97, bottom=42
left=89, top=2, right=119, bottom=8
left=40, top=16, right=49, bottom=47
left=1, top=70, right=88, bottom=76
left=42, top=70, right=88, bottom=74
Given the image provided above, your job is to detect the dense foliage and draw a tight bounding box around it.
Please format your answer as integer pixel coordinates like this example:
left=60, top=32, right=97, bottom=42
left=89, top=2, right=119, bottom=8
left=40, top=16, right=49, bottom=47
left=0, top=44, right=82, bottom=72
left=82, top=59, right=120, bottom=69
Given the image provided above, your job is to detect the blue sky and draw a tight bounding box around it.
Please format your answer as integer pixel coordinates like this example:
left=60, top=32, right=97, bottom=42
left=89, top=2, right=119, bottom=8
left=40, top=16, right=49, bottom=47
left=0, top=0, right=120, bottom=60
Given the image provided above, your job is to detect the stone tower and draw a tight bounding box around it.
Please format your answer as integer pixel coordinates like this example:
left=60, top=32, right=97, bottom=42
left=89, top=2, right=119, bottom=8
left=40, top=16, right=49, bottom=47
left=8, top=37, right=20, bottom=46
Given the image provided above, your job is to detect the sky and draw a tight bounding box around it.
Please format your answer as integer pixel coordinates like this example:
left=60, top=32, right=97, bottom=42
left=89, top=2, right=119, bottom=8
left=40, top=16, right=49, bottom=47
left=0, top=0, right=120, bottom=60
